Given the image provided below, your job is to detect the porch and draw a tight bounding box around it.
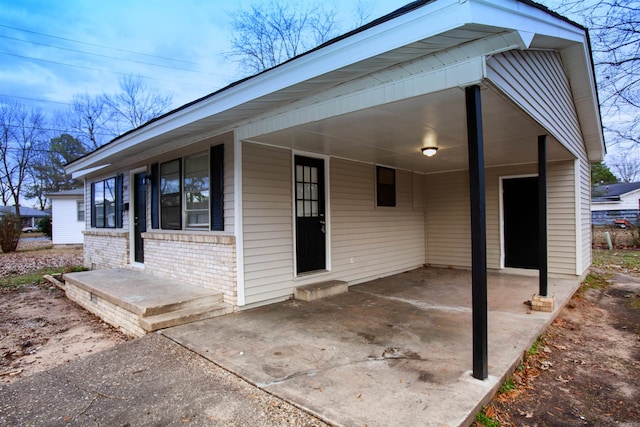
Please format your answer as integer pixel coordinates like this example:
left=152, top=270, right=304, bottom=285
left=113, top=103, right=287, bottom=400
left=160, top=267, right=579, bottom=426
left=63, top=268, right=233, bottom=337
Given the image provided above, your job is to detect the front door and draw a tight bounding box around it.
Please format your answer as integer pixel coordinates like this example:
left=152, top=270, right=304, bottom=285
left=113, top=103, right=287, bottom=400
left=295, top=156, right=326, bottom=274
left=503, top=176, right=538, bottom=269
left=133, top=172, right=147, bottom=264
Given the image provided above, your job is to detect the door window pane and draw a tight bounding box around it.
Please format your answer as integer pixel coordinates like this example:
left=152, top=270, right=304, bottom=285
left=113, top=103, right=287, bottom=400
left=296, top=164, right=320, bottom=217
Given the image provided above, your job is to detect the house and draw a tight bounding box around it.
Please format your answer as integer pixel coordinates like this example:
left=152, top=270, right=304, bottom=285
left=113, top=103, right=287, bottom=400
left=0, top=205, right=50, bottom=229
left=591, top=182, right=640, bottom=226
left=46, top=189, right=85, bottom=245
left=65, top=0, right=603, bottom=374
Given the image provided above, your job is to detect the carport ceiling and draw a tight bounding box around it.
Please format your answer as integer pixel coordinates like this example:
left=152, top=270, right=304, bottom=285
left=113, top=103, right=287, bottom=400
left=250, top=85, right=574, bottom=174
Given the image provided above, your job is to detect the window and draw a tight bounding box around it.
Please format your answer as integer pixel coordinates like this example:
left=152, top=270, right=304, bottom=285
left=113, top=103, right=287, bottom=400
left=160, top=159, right=181, bottom=230
left=91, top=176, right=121, bottom=228
left=184, top=153, right=209, bottom=229
left=77, top=201, right=85, bottom=222
left=376, top=166, right=396, bottom=207
left=153, top=145, right=224, bottom=231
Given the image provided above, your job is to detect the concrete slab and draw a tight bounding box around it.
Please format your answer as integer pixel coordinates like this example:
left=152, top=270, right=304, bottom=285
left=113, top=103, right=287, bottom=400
left=64, top=268, right=223, bottom=316
left=163, top=268, right=579, bottom=426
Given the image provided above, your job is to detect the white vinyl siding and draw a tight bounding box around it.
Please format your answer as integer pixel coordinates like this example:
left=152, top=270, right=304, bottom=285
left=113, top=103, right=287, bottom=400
left=425, top=161, right=578, bottom=275
left=50, top=196, right=85, bottom=245
left=486, top=50, right=583, bottom=160
left=241, top=143, right=426, bottom=306
left=242, top=143, right=293, bottom=305
left=487, top=49, right=591, bottom=275
left=425, top=171, right=470, bottom=268
left=223, top=139, right=235, bottom=232
left=330, top=158, right=425, bottom=281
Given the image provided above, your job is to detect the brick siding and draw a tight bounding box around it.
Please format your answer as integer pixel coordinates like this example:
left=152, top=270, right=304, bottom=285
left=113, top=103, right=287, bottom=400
left=83, top=230, right=130, bottom=269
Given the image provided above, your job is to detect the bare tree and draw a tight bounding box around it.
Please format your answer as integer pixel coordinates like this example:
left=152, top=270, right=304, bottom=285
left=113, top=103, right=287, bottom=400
left=103, top=75, right=173, bottom=133
left=227, top=0, right=339, bottom=74
left=0, top=99, right=47, bottom=216
left=608, top=154, right=640, bottom=183
left=548, top=0, right=640, bottom=147
left=62, top=92, right=116, bottom=150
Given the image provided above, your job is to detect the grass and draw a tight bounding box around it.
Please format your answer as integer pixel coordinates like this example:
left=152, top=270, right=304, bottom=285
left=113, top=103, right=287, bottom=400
left=592, top=249, right=640, bottom=271
left=527, top=335, right=545, bottom=357
left=581, top=272, right=610, bottom=292
left=0, top=265, right=85, bottom=290
left=499, top=377, right=516, bottom=394
left=475, top=406, right=500, bottom=427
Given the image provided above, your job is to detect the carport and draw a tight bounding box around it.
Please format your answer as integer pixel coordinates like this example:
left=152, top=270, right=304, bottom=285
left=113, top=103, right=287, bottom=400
left=163, top=268, right=579, bottom=426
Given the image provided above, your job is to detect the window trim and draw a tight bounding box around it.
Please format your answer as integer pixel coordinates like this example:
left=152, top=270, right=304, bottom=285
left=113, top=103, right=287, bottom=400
left=154, top=144, right=225, bottom=232
left=91, top=176, right=121, bottom=229
left=77, top=200, right=85, bottom=222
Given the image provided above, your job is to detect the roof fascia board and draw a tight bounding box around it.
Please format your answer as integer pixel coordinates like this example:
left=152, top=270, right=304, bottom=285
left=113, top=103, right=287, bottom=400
left=70, top=163, right=110, bottom=179
left=469, top=0, right=586, bottom=43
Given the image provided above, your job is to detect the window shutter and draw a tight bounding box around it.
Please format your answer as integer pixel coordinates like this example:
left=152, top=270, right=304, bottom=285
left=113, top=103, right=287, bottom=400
left=90, top=182, right=96, bottom=228
left=150, top=163, right=159, bottom=229
left=116, top=173, right=124, bottom=228
left=210, top=144, right=224, bottom=231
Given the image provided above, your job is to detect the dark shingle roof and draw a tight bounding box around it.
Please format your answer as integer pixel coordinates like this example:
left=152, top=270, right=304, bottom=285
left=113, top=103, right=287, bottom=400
left=0, top=206, right=49, bottom=217
left=592, top=182, right=640, bottom=202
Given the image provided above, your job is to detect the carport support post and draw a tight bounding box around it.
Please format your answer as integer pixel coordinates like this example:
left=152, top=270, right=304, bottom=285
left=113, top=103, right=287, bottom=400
left=465, top=85, right=488, bottom=381
left=538, top=135, right=548, bottom=296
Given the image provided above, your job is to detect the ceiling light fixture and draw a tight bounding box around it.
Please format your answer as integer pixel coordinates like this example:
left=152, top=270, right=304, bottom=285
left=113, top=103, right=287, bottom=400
left=421, top=147, right=438, bottom=157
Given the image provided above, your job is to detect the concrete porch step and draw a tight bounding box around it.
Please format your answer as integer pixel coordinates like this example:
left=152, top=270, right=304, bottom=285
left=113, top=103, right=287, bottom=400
left=295, top=280, right=348, bottom=302
left=62, top=268, right=233, bottom=337
left=63, top=268, right=224, bottom=317
left=140, top=302, right=234, bottom=332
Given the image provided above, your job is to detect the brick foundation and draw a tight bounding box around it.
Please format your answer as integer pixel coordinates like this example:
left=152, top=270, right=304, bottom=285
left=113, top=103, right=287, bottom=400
left=141, top=232, right=237, bottom=306
left=65, top=282, right=146, bottom=337
left=83, top=229, right=130, bottom=270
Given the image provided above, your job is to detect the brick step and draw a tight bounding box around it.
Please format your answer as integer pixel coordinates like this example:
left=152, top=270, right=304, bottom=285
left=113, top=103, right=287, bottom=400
left=295, top=280, right=348, bottom=302
left=139, top=302, right=234, bottom=332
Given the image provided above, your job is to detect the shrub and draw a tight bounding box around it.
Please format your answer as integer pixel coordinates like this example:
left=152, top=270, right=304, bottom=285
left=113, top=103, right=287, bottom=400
left=0, top=213, right=21, bottom=253
left=38, top=216, right=52, bottom=238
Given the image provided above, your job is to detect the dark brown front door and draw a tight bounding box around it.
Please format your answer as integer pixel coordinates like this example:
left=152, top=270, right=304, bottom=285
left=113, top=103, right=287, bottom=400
left=133, top=172, right=147, bottom=264
left=503, top=176, right=538, bottom=269
left=295, top=156, right=326, bottom=274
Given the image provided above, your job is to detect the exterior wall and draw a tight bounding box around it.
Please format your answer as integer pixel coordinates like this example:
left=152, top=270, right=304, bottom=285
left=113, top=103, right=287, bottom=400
left=241, top=142, right=426, bottom=306
left=425, top=160, right=578, bottom=276
left=81, top=135, right=237, bottom=301
left=330, top=158, right=425, bottom=280
left=242, top=143, right=294, bottom=305
left=592, top=209, right=639, bottom=226
left=142, top=232, right=237, bottom=305
left=51, top=197, right=84, bottom=245
left=83, top=230, right=130, bottom=269
left=487, top=49, right=592, bottom=276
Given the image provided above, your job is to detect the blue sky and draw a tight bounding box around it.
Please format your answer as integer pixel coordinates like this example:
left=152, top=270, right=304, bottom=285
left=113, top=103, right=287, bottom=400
left=0, top=0, right=411, bottom=115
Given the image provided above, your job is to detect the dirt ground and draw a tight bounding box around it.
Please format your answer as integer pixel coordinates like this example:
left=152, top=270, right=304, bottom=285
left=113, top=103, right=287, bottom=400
left=481, top=267, right=640, bottom=426
left=0, top=242, right=129, bottom=385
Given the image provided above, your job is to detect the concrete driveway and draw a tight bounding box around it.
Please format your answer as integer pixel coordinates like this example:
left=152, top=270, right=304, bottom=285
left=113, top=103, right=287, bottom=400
left=163, top=267, right=579, bottom=427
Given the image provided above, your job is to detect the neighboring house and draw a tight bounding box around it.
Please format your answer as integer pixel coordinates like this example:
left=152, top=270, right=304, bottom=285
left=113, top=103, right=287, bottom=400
left=0, top=205, right=49, bottom=228
left=66, top=0, right=604, bottom=312
left=47, top=189, right=85, bottom=245
left=591, top=182, right=640, bottom=226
